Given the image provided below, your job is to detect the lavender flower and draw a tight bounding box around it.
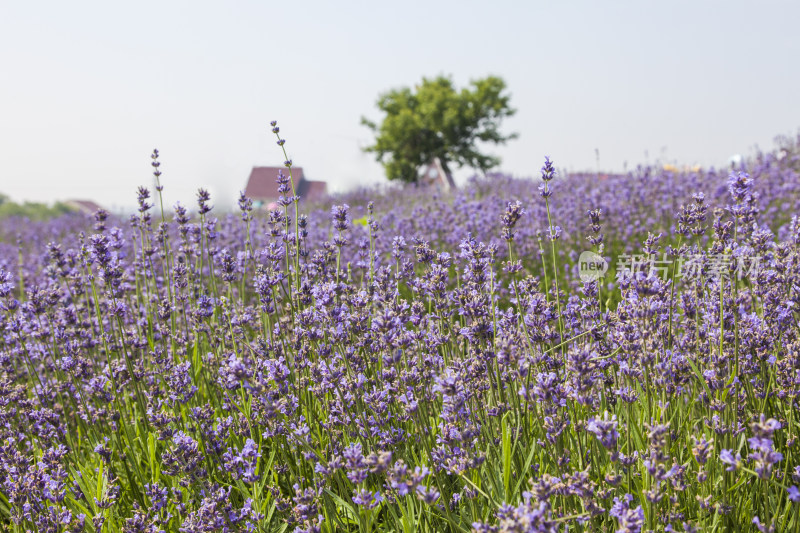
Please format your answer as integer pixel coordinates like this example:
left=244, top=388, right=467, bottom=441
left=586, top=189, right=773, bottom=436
left=609, top=494, right=645, bottom=533
left=719, top=449, right=742, bottom=471
left=586, top=412, right=619, bottom=450
left=223, top=439, right=261, bottom=482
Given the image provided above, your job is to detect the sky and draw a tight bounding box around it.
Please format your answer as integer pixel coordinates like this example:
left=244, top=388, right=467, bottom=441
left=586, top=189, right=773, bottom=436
left=1, top=0, right=799, bottom=212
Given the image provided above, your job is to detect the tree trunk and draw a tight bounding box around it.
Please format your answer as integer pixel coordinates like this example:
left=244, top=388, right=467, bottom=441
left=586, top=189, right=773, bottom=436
left=437, top=158, right=457, bottom=190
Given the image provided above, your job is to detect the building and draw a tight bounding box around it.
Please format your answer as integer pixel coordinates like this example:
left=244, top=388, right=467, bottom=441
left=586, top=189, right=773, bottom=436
left=64, top=199, right=104, bottom=215
left=419, top=157, right=455, bottom=190
left=244, top=166, right=328, bottom=208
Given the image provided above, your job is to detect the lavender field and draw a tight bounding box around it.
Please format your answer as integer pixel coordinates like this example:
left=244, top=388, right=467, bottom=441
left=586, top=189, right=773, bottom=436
left=2, top=130, right=800, bottom=532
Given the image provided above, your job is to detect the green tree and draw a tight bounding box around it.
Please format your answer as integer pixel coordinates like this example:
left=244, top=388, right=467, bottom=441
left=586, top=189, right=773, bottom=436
left=361, top=75, right=517, bottom=184
left=0, top=194, right=75, bottom=221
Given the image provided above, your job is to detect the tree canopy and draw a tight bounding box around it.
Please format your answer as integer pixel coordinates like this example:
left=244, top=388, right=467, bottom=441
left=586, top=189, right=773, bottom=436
left=0, top=193, right=74, bottom=221
left=361, top=75, right=517, bottom=184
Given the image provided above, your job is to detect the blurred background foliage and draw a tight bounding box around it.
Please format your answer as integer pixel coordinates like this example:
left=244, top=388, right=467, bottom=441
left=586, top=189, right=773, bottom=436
left=0, top=193, right=74, bottom=221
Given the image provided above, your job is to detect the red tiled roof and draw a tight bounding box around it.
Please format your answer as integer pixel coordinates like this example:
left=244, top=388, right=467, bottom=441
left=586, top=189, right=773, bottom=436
left=297, top=179, right=328, bottom=201
left=65, top=199, right=104, bottom=214
left=244, top=166, right=305, bottom=200
left=244, top=166, right=327, bottom=204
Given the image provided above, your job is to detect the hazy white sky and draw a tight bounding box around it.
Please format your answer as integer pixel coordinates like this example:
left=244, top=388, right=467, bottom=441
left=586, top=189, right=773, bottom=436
left=1, top=0, right=799, bottom=211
